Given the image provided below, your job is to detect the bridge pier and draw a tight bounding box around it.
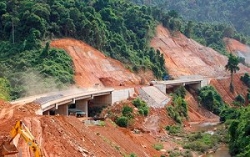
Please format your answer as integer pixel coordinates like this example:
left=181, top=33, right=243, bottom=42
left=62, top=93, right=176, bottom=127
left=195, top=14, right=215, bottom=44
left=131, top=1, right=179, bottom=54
left=76, top=99, right=89, bottom=117
left=55, top=104, right=68, bottom=115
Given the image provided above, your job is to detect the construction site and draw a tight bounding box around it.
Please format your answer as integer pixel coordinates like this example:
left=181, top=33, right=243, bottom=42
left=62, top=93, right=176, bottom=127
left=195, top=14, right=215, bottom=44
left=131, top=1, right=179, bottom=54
left=1, top=25, right=250, bottom=157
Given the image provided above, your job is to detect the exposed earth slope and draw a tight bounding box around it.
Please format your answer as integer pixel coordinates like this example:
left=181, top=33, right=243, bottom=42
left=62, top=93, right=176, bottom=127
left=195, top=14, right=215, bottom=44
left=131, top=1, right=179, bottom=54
left=50, top=39, right=142, bottom=88
left=150, top=25, right=250, bottom=78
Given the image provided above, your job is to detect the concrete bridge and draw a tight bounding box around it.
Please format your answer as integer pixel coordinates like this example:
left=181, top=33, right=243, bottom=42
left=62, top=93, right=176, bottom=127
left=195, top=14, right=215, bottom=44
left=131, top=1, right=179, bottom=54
left=10, top=77, right=209, bottom=116
left=151, top=77, right=209, bottom=94
left=11, top=87, right=135, bottom=117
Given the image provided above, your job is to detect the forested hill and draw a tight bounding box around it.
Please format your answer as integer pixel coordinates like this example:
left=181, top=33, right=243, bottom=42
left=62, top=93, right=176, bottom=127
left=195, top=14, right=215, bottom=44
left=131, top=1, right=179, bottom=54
left=0, top=0, right=168, bottom=100
left=131, top=0, right=250, bottom=36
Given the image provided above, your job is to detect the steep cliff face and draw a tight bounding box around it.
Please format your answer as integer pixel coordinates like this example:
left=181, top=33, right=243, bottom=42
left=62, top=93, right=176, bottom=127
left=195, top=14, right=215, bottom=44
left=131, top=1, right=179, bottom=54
left=150, top=25, right=250, bottom=78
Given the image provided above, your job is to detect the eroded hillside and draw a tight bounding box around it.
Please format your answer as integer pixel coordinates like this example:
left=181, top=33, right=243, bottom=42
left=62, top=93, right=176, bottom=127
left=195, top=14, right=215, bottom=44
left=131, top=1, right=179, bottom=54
left=50, top=39, right=143, bottom=88
left=151, top=25, right=250, bottom=78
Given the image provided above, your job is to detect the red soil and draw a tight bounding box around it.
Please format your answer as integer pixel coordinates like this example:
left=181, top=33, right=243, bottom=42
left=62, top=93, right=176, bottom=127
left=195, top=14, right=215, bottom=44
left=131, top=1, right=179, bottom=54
left=150, top=25, right=250, bottom=78
left=50, top=39, right=142, bottom=88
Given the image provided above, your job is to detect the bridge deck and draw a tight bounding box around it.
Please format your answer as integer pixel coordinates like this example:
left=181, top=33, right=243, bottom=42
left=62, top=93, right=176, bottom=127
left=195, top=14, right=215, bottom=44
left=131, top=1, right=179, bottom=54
left=154, top=78, right=203, bottom=86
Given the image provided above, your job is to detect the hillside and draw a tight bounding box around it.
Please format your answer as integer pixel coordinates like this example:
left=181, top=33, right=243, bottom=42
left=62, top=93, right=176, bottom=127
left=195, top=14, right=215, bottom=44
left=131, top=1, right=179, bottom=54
left=50, top=39, right=144, bottom=88
left=150, top=25, right=250, bottom=78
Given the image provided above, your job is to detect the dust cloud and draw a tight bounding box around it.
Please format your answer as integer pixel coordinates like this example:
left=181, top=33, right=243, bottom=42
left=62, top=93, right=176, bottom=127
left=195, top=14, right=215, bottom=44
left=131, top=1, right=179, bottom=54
left=20, top=69, right=66, bottom=97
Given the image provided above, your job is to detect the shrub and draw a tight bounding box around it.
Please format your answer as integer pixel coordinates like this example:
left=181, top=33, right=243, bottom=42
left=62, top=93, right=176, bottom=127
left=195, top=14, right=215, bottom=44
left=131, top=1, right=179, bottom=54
left=166, top=95, right=188, bottom=123
left=132, top=98, right=149, bottom=116
left=233, top=94, right=245, bottom=106
left=165, top=125, right=182, bottom=134
left=115, top=116, right=129, bottom=127
left=198, top=86, right=225, bottom=115
left=240, top=73, right=250, bottom=88
left=132, top=98, right=146, bottom=108
left=153, top=143, right=164, bottom=151
left=184, top=132, right=218, bottom=153
left=174, top=86, right=186, bottom=98
left=122, top=105, right=133, bottom=118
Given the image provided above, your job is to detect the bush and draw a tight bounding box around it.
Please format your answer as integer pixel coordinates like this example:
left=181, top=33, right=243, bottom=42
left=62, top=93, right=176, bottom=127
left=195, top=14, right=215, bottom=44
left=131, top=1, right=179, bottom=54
left=198, top=86, right=226, bottom=115
left=234, top=94, right=245, bottom=106
left=184, top=132, right=218, bottom=153
left=115, top=116, right=129, bottom=127
left=174, top=86, right=186, bottom=98
left=153, top=143, right=164, bottom=151
left=132, top=98, right=149, bottom=116
left=240, top=73, right=250, bottom=88
left=166, top=95, right=188, bottom=123
left=122, top=105, right=133, bottom=118
left=165, top=125, right=182, bottom=134
left=132, top=98, right=146, bottom=108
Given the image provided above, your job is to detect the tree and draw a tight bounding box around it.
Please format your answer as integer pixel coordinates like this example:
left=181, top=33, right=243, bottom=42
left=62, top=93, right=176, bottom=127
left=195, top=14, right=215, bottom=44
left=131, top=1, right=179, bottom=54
left=225, top=53, right=240, bottom=93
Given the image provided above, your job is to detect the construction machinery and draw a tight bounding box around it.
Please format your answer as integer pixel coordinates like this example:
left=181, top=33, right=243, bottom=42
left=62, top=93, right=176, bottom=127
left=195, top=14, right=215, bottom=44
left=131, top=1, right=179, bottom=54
left=0, top=120, right=42, bottom=157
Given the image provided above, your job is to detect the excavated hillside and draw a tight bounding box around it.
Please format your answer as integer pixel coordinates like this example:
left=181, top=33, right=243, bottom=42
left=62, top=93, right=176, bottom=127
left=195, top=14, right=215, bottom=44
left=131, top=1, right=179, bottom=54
left=50, top=39, right=144, bottom=88
left=150, top=25, right=250, bottom=78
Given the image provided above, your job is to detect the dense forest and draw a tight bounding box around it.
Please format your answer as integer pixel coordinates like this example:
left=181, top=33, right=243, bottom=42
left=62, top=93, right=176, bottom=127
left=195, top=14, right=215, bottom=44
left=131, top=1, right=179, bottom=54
left=0, top=0, right=168, bottom=99
left=131, top=0, right=250, bottom=36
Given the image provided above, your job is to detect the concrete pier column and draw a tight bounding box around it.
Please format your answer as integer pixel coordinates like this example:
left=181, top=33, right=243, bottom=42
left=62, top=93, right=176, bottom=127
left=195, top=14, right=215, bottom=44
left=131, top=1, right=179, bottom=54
left=43, top=110, right=50, bottom=115
left=76, top=100, right=88, bottom=117
left=55, top=104, right=68, bottom=115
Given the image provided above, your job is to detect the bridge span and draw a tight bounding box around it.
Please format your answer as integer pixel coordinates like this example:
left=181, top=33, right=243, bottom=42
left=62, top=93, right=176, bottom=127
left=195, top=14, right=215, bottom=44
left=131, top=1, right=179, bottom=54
left=10, top=77, right=209, bottom=117
left=11, top=87, right=135, bottom=117
left=151, top=77, right=209, bottom=94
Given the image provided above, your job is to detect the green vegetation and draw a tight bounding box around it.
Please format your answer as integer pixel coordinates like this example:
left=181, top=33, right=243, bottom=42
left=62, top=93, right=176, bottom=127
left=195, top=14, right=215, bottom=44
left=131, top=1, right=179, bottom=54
left=0, top=77, right=11, bottom=100
left=0, top=0, right=170, bottom=100
left=225, top=53, right=240, bottom=93
left=165, top=125, right=182, bottom=135
left=115, top=105, right=133, bottom=127
left=240, top=73, right=250, bottom=88
left=152, top=143, right=163, bottom=151
left=168, top=150, right=192, bottom=157
left=222, top=106, right=250, bottom=157
left=233, top=94, right=245, bottom=106
left=131, top=1, right=250, bottom=55
left=167, top=86, right=188, bottom=123
left=183, top=132, right=219, bottom=153
left=198, top=86, right=226, bottom=115
left=116, top=116, right=129, bottom=127
left=132, top=98, right=149, bottom=116
left=122, top=105, right=134, bottom=119
left=131, top=0, right=250, bottom=37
